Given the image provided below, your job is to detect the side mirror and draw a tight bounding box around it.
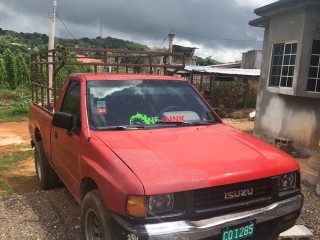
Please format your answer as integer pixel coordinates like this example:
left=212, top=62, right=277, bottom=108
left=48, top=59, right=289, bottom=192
left=53, top=112, right=73, bottom=131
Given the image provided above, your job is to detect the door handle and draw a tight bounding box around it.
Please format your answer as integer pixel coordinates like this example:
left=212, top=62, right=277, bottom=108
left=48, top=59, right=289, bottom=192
left=54, top=131, right=58, bottom=139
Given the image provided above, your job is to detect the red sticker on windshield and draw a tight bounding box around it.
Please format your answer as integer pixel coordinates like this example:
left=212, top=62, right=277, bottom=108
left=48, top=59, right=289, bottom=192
left=163, top=116, right=185, bottom=122
left=97, top=108, right=107, bottom=114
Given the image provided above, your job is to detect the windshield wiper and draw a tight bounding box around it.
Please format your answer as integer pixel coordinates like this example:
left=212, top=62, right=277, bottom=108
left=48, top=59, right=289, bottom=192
left=156, top=120, right=217, bottom=126
left=96, top=125, right=145, bottom=131
left=156, top=120, right=193, bottom=125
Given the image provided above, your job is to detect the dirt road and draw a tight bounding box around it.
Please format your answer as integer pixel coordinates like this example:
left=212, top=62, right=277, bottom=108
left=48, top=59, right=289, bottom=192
left=0, top=120, right=319, bottom=239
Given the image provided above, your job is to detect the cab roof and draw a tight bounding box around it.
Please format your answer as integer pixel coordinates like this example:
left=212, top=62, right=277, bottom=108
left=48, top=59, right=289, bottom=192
left=68, top=73, right=185, bottom=81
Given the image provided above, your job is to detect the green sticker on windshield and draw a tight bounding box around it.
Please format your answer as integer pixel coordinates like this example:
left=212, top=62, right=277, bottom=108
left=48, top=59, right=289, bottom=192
left=130, top=113, right=159, bottom=125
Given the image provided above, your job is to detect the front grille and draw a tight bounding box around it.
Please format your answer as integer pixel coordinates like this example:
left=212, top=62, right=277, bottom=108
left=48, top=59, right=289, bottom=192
left=193, top=178, right=272, bottom=211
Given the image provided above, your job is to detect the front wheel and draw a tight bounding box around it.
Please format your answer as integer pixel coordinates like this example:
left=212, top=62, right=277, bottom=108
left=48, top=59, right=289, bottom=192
left=81, top=190, right=114, bottom=240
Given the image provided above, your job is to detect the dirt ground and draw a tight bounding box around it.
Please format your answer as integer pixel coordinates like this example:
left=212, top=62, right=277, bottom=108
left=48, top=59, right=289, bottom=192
left=0, top=122, right=81, bottom=239
left=0, top=120, right=319, bottom=239
left=223, top=118, right=254, bottom=134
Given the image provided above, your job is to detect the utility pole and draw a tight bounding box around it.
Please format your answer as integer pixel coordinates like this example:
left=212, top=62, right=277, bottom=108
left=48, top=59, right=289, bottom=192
left=168, top=29, right=175, bottom=65
left=100, top=19, right=103, bottom=38
left=48, top=0, right=56, bottom=105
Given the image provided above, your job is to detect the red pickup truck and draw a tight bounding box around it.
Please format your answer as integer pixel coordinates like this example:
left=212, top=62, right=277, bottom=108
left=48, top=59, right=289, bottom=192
left=29, top=48, right=302, bottom=240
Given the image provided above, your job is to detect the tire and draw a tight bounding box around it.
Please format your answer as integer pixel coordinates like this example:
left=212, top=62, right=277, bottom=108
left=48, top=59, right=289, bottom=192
left=81, top=190, right=114, bottom=240
left=34, top=141, right=61, bottom=190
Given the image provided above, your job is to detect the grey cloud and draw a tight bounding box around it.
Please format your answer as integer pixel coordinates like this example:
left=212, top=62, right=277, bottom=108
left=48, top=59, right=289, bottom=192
left=0, top=0, right=265, bottom=59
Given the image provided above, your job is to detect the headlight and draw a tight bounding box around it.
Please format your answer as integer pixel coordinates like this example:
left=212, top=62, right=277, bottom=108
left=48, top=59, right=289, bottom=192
left=148, top=193, right=174, bottom=215
left=278, top=172, right=297, bottom=191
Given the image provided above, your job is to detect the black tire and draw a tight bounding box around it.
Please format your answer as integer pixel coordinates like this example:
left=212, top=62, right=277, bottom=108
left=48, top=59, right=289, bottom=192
left=34, top=141, right=61, bottom=190
left=81, top=190, right=114, bottom=240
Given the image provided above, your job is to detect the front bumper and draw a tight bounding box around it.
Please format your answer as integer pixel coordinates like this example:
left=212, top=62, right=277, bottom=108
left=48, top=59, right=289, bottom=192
left=112, top=194, right=302, bottom=240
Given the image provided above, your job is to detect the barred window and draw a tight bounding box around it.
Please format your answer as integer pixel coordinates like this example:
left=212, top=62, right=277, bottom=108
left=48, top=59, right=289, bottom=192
left=307, top=40, right=320, bottom=92
left=269, top=42, right=297, bottom=88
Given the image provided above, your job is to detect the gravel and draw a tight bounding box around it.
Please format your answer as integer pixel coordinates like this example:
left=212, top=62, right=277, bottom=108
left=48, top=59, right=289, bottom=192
left=0, top=184, right=319, bottom=240
left=297, top=185, right=320, bottom=239
left=0, top=188, right=81, bottom=240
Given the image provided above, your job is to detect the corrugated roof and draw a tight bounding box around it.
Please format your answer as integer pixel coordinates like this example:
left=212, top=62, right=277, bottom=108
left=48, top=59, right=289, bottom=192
left=184, top=66, right=260, bottom=76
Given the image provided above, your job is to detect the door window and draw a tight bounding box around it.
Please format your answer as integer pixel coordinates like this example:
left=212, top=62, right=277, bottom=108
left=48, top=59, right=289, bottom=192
left=61, top=81, right=81, bottom=133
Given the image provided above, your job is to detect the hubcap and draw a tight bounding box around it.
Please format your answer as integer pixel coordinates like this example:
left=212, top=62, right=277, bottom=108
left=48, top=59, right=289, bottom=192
left=86, top=209, right=103, bottom=240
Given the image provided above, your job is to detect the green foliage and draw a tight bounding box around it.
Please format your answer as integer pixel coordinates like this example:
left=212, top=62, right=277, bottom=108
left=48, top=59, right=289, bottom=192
left=215, top=104, right=227, bottom=118
left=15, top=53, right=30, bottom=88
left=0, top=28, right=150, bottom=91
left=3, top=48, right=17, bottom=89
left=0, top=88, right=31, bottom=122
left=0, top=106, right=29, bottom=123
left=0, top=47, right=30, bottom=90
left=55, top=51, right=92, bottom=89
left=56, top=36, right=149, bottom=51
left=0, top=59, right=8, bottom=88
left=208, top=80, right=257, bottom=109
left=195, top=56, right=220, bottom=66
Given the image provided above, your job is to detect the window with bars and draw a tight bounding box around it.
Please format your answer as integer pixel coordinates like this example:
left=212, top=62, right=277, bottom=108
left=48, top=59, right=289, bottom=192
left=307, top=40, right=320, bottom=92
left=269, top=42, right=297, bottom=88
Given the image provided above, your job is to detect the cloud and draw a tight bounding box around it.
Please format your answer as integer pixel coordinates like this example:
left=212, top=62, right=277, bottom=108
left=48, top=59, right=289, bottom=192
left=233, top=0, right=278, bottom=8
left=0, top=0, right=270, bottom=62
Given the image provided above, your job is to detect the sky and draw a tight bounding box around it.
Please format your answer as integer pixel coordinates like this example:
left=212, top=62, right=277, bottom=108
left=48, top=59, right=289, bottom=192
left=0, top=0, right=278, bottom=63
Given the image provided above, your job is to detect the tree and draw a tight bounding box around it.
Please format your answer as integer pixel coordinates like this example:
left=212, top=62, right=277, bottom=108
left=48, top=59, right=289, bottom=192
left=0, top=59, right=8, bottom=88
left=195, top=56, right=220, bottom=66
left=3, top=48, right=17, bottom=89
left=15, top=53, right=30, bottom=88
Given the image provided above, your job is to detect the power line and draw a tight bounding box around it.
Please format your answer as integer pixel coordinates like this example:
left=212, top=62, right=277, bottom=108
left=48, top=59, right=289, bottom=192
left=159, top=35, right=168, bottom=48
left=57, top=14, right=76, bottom=39
left=173, top=30, right=263, bottom=43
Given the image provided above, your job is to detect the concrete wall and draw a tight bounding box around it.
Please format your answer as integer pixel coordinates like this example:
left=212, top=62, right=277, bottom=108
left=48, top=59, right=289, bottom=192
left=241, top=50, right=262, bottom=69
left=254, top=5, right=320, bottom=153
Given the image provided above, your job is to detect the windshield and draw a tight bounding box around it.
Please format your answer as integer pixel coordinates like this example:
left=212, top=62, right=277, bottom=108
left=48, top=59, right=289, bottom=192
left=87, top=79, right=220, bottom=130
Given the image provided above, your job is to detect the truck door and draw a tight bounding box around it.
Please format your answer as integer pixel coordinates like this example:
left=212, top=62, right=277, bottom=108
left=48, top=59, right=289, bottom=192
left=51, top=80, right=82, bottom=199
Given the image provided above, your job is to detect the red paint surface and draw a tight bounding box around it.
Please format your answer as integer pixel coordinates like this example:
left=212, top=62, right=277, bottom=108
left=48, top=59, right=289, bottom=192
left=94, top=124, right=299, bottom=195
left=29, top=73, right=300, bottom=216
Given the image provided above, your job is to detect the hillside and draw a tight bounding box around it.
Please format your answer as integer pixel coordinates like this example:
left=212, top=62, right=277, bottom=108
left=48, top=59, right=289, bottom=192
left=0, top=28, right=150, bottom=52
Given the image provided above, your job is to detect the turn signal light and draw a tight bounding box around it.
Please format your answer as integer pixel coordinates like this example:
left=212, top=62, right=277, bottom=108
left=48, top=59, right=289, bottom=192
left=126, top=195, right=146, bottom=217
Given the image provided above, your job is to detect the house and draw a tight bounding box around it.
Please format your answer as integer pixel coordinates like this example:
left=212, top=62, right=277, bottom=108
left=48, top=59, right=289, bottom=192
left=184, top=65, right=260, bottom=92
left=249, top=0, right=320, bottom=153
left=183, top=50, right=262, bottom=95
left=172, top=45, right=196, bottom=66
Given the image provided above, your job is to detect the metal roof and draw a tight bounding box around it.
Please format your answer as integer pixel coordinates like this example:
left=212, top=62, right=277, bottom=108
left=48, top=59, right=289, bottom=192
left=184, top=66, right=261, bottom=76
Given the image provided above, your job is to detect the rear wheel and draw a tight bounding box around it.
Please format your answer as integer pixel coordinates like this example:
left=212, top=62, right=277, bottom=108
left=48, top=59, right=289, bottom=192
left=34, top=141, right=61, bottom=189
left=81, top=190, right=114, bottom=240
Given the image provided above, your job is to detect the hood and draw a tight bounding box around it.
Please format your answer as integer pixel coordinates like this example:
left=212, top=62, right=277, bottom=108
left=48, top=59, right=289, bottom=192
left=94, top=124, right=299, bottom=195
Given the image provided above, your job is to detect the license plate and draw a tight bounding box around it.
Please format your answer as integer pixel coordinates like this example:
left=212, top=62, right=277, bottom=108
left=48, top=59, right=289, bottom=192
left=221, top=221, right=255, bottom=240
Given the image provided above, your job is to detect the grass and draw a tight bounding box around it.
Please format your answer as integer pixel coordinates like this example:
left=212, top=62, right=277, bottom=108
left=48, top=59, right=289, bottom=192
left=0, top=106, right=29, bottom=123
left=0, top=145, right=34, bottom=195
left=0, top=150, right=33, bottom=171
left=0, top=181, right=13, bottom=194
left=0, top=88, right=31, bottom=122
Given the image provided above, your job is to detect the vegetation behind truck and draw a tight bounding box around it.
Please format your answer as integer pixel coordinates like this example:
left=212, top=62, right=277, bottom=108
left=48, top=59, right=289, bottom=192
left=29, top=48, right=303, bottom=240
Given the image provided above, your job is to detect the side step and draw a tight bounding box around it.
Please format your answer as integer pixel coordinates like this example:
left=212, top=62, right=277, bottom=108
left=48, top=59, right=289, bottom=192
left=278, top=225, right=313, bottom=240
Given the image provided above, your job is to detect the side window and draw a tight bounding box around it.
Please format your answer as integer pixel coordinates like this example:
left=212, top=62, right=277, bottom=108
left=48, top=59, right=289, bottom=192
left=269, top=42, right=297, bottom=88
left=307, top=40, right=320, bottom=92
left=61, top=81, right=81, bottom=133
